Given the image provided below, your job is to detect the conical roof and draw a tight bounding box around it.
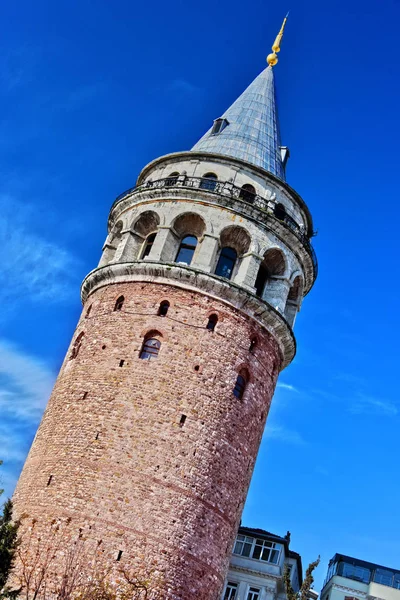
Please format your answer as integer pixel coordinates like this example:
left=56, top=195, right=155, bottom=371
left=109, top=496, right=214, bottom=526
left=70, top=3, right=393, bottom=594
left=191, top=66, right=286, bottom=180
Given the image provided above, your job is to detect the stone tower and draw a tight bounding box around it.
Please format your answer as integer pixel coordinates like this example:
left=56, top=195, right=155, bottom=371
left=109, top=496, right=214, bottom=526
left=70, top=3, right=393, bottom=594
left=12, top=18, right=317, bottom=600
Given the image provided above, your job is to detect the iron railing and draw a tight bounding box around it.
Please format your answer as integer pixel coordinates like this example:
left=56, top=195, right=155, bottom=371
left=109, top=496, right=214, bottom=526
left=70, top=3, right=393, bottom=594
left=113, top=176, right=318, bottom=277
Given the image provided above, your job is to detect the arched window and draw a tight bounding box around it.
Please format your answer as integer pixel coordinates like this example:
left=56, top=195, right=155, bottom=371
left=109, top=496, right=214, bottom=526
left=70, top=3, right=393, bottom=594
left=175, top=235, right=197, bottom=265
left=139, top=337, right=161, bottom=360
left=215, top=247, right=237, bottom=280
left=239, top=184, right=256, bottom=204
left=255, top=248, right=286, bottom=298
left=165, top=172, right=179, bottom=186
left=254, top=263, right=269, bottom=297
left=85, top=304, right=92, bottom=319
left=70, top=332, right=84, bottom=360
left=274, top=203, right=286, bottom=221
left=141, top=232, right=157, bottom=259
left=233, top=373, right=247, bottom=399
left=206, top=314, right=218, bottom=331
left=200, top=173, right=217, bottom=191
left=114, top=296, right=124, bottom=311
left=249, top=337, right=257, bottom=352
left=158, top=300, right=170, bottom=317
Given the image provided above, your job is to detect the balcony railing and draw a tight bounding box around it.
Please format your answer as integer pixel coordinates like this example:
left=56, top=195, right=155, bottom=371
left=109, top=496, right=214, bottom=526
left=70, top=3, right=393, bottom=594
left=113, top=176, right=318, bottom=277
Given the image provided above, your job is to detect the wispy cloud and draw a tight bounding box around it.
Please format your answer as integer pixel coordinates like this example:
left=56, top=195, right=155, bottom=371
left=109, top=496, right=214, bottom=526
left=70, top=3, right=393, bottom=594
left=265, top=424, right=306, bottom=446
left=0, top=194, right=79, bottom=314
left=276, top=382, right=299, bottom=393
left=0, top=339, right=55, bottom=497
left=349, top=394, right=398, bottom=416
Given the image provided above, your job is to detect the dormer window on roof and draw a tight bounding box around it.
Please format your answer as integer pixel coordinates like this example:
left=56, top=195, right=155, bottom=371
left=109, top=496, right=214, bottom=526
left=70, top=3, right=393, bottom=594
left=211, top=118, right=229, bottom=135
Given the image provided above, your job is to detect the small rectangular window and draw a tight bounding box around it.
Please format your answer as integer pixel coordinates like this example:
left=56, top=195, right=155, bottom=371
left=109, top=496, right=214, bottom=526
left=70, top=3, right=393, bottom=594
left=224, top=582, right=238, bottom=599
left=119, top=360, right=125, bottom=367
left=179, top=414, right=187, bottom=427
left=47, top=475, right=53, bottom=486
left=247, top=588, right=260, bottom=600
left=116, top=550, right=123, bottom=562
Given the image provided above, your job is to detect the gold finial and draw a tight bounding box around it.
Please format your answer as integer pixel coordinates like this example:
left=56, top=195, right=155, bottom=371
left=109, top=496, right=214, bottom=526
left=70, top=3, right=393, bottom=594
left=267, top=12, right=289, bottom=67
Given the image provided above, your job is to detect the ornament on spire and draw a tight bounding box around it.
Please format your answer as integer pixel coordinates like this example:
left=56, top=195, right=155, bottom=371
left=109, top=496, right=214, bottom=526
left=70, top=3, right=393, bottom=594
left=267, top=12, right=289, bottom=67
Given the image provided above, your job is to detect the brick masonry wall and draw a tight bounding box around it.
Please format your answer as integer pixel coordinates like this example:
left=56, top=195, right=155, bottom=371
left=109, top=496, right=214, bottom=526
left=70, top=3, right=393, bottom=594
left=13, top=281, right=281, bottom=600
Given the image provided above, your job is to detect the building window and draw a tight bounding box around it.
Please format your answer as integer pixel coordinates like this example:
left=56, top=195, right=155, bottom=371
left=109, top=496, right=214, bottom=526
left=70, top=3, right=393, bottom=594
left=158, top=301, right=170, bottom=317
left=274, top=202, right=286, bottom=221
left=85, top=304, right=92, bottom=318
left=165, top=172, right=179, bottom=186
left=233, top=374, right=246, bottom=399
left=247, top=588, right=260, bottom=600
left=249, top=337, right=257, bottom=352
left=211, top=118, right=228, bottom=135
left=175, top=235, right=197, bottom=265
left=224, top=582, right=238, bottom=599
left=206, top=314, right=218, bottom=331
left=139, top=337, right=161, bottom=360
left=114, top=295, right=124, bottom=311
left=233, top=534, right=281, bottom=564
left=373, top=569, right=395, bottom=587
left=70, top=332, right=84, bottom=360
left=254, top=263, right=269, bottom=297
left=215, top=247, right=237, bottom=280
left=200, top=172, right=218, bottom=191
left=141, top=232, right=157, bottom=259
left=234, top=534, right=253, bottom=557
left=338, top=562, right=371, bottom=584
left=239, top=184, right=256, bottom=203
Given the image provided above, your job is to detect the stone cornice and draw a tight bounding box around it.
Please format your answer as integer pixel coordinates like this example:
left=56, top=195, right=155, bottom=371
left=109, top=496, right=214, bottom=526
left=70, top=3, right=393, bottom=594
left=80, top=261, right=296, bottom=369
left=136, top=150, right=314, bottom=235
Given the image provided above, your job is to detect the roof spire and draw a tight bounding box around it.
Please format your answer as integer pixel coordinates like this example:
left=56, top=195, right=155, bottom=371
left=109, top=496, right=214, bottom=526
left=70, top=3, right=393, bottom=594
left=267, top=12, right=289, bottom=67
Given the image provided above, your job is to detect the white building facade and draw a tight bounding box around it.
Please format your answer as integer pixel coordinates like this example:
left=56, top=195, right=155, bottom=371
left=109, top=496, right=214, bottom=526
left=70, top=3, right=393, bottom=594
left=222, top=527, right=306, bottom=600
left=321, top=554, right=400, bottom=600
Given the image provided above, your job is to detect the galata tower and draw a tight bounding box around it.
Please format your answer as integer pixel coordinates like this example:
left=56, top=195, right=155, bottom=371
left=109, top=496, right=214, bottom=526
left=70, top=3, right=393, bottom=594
left=12, top=16, right=317, bottom=600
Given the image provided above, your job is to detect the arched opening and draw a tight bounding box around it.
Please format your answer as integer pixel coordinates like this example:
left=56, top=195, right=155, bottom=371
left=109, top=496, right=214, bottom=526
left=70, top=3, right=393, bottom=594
left=233, top=371, right=248, bottom=400
left=70, top=332, right=84, bottom=360
left=165, top=172, right=179, bottom=186
left=140, top=232, right=157, bottom=259
left=114, top=295, right=125, bottom=311
left=139, top=332, right=162, bottom=360
left=239, top=184, right=256, bottom=204
left=133, top=211, right=160, bottom=238
left=274, top=202, right=287, bottom=221
left=215, top=247, right=237, bottom=280
left=249, top=337, right=257, bottom=353
left=200, top=172, right=218, bottom=191
left=175, top=235, right=197, bottom=265
left=158, top=300, right=170, bottom=317
left=284, top=276, right=303, bottom=327
left=206, top=314, right=218, bottom=331
left=254, top=248, right=286, bottom=298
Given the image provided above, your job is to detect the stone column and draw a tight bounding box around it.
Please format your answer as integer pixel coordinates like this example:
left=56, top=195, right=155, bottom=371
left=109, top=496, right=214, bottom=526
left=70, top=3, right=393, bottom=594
left=262, top=277, right=291, bottom=314
left=114, top=230, right=143, bottom=262
left=234, top=252, right=262, bottom=292
left=284, top=300, right=298, bottom=328
left=147, top=226, right=177, bottom=262
left=192, top=234, right=219, bottom=272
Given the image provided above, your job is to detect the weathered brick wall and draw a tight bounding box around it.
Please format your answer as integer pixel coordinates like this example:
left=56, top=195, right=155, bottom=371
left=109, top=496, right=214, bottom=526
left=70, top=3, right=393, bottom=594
left=13, top=282, right=281, bottom=599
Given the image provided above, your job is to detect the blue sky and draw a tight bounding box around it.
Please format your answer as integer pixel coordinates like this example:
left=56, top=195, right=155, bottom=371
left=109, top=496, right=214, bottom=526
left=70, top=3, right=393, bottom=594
left=1, top=0, right=399, bottom=591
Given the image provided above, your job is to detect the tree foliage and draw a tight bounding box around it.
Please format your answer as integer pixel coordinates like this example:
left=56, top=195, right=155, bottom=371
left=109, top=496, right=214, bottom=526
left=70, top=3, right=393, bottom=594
left=0, top=462, right=20, bottom=598
left=284, top=556, right=320, bottom=600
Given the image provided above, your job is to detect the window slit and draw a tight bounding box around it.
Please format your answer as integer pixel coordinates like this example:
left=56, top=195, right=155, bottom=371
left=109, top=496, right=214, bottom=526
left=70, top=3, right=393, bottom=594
left=179, top=414, right=187, bottom=428
left=47, top=475, right=53, bottom=487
